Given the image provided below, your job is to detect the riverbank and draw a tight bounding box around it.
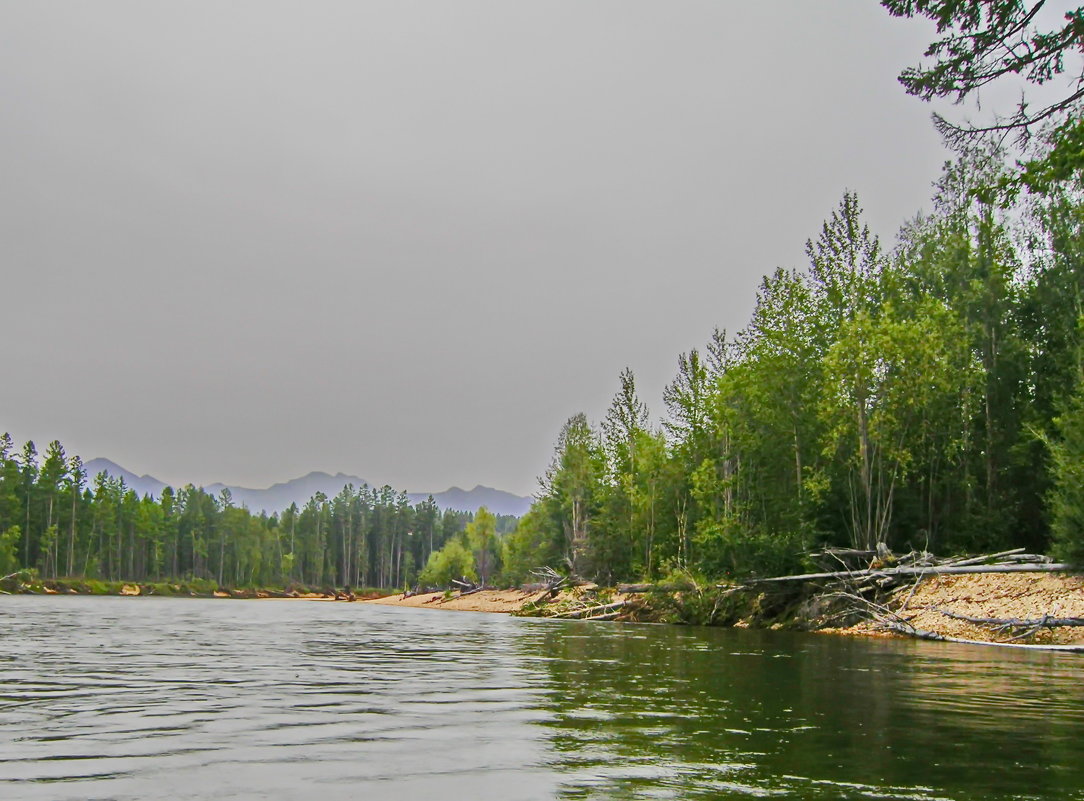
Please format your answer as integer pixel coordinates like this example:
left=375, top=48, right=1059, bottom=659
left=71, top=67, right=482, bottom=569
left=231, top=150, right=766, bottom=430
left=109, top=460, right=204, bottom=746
left=6, top=568, right=1082, bottom=647
left=365, top=588, right=547, bottom=612
left=822, top=570, right=1084, bottom=645
left=362, top=572, right=1084, bottom=647
left=0, top=572, right=380, bottom=600
left=364, top=585, right=638, bottom=616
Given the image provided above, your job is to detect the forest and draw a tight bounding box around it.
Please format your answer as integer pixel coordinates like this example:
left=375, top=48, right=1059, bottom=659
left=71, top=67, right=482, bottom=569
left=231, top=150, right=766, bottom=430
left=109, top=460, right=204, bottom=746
left=495, top=148, right=1084, bottom=585
left=0, top=442, right=515, bottom=591
left=486, top=1, right=1084, bottom=584
left=5, top=2, right=1084, bottom=591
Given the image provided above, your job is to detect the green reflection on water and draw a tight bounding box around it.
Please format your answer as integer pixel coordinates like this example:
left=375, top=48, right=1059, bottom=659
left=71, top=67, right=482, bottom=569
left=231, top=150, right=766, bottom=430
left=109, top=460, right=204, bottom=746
left=521, top=621, right=1084, bottom=800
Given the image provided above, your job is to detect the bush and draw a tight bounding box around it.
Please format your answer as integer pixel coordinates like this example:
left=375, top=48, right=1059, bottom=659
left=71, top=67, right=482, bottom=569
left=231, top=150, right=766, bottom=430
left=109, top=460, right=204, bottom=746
left=645, top=569, right=745, bottom=626
left=694, top=523, right=808, bottom=580
left=144, top=583, right=178, bottom=596
left=418, top=539, right=477, bottom=587
left=82, top=579, right=114, bottom=595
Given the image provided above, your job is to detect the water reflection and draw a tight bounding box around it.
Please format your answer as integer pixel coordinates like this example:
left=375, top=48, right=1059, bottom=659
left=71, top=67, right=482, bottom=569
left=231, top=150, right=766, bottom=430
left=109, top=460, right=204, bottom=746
left=0, top=597, right=556, bottom=801
left=522, top=622, right=1084, bottom=800
left=1, top=597, right=1081, bottom=801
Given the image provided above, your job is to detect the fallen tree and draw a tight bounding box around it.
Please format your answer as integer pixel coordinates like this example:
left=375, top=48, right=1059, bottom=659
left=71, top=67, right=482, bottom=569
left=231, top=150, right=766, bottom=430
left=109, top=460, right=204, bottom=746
left=550, top=600, right=629, bottom=620
left=925, top=607, right=1084, bottom=639
left=878, top=619, right=1084, bottom=653
left=712, top=546, right=1083, bottom=649
left=742, top=561, right=1072, bottom=586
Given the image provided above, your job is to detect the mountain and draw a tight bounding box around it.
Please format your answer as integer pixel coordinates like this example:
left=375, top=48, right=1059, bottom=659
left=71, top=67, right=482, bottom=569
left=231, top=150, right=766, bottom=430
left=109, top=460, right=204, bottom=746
left=204, top=471, right=371, bottom=515
left=411, top=486, right=532, bottom=517
left=81, top=458, right=170, bottom=499
left=81, top=460, right=533, bottom=517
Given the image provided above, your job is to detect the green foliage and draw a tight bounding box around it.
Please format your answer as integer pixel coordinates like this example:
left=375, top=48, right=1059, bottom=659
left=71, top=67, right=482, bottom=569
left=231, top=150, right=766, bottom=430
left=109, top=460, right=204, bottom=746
left=465, top=506, right=498, bottom=586
left=880, top=0, right=1084, bottom=149
left=0, top=434, right=481, bottom=591
left=78, top=578, right=115, bottom=596
left=520, top=152, right=1084, bottom=585
left=541, top=413, right=607, bottom=575
left=820, top=299, right=978, bottom=549
left=644, top=570, right=737, bottom=626
left=1019, top=117, right=1084, bottom=195
left=8, top=46, right=1084, bottom=596
left=418, top=538, right=477, bottom=588
left=694, top=523, right=808, bottom=581
left=499, top=504, right=562, bottom=586
left=0, top=525, right=20, bottom=575
left=1048, top=370, right=1084, bottom=565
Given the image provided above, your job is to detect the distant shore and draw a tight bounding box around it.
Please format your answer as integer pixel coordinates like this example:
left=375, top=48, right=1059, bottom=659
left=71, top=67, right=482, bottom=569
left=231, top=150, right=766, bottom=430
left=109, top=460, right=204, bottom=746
left=0, top=573, right=383, bottom=601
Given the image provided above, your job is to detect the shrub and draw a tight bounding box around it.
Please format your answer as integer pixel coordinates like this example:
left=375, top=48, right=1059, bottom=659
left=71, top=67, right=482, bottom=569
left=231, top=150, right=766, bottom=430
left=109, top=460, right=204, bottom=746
left=695, top=523, right=808, bottom=580
left=418, top=539, right=477, bottom=587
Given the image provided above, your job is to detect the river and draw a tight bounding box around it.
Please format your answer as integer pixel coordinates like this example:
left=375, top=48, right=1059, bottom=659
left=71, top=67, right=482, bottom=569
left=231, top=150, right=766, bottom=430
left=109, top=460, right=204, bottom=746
left=1, top=595, right=1081, bottom=800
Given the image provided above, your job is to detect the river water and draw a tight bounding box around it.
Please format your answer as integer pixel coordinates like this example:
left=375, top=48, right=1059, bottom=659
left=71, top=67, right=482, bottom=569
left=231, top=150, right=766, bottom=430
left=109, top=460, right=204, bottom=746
left=1, top=596, right=1081, bottom=800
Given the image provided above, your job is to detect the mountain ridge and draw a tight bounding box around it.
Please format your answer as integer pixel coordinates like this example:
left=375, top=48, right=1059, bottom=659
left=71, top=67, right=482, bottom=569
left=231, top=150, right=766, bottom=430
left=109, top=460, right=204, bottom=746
left=80, top=459, right=532, bottom=517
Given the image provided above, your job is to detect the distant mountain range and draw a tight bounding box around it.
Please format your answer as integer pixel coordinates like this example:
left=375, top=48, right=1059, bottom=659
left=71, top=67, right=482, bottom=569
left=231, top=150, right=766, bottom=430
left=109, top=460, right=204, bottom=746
left=81, top=458, right=533, bottom=517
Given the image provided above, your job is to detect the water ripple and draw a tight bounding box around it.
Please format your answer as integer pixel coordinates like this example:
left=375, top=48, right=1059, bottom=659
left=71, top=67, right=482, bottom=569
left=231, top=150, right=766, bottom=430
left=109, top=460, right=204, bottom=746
left=2, top=596, right=1082, bottom=800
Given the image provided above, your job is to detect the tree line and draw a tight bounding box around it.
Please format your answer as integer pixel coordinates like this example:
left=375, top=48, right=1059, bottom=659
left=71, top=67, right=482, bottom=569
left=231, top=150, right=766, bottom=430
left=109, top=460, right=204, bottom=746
left=9, top=2, right=1084, bottom=591
left=493, top=146, right=1084, bottom=584
left=479, top=1, right=1084, bottom=583
left=0, top=436, right=515, bottom=590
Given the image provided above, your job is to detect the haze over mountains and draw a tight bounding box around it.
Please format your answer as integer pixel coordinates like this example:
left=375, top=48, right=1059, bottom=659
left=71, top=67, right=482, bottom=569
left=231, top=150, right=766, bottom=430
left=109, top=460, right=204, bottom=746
left=82, top=459, right=533, bottom=517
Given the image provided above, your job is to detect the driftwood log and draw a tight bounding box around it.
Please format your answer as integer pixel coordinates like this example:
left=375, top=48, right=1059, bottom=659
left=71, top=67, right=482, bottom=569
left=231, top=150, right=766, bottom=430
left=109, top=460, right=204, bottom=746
left=718, top=546, right=1081, bottom=651
left=925, top=606, right=1084, bottom=639
left=878, top=619, right=1084, bottom=652
left=741, top=562, right=1072, bottom=586
left=550, top=600, right=628, bottom=620
left=529, top=567, right=572, bottom=602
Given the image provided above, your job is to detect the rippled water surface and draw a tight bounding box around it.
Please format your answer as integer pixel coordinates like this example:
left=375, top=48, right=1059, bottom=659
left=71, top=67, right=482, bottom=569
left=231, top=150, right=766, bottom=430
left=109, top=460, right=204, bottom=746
left=2, top=596, right=1082, bottom=800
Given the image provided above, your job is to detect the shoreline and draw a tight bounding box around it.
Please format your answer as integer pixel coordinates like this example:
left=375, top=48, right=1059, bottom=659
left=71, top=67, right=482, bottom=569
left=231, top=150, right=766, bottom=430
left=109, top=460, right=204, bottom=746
left=364, top=588, right=548, bottom=613
left=821, top=570, right=1084, bottom=646
left=0, top=573, right=383, bottom=602
left=6, top=571, right=1082, bottom=648
left=362, top=573, right=1084, bottom=648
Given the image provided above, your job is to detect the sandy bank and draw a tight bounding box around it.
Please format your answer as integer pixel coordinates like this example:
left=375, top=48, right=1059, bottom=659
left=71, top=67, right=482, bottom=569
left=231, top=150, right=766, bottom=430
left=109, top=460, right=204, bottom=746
left=364, top=572, right=1084, bottom=649
left=364, top=588, right=549, bottom=613
left=832, top=571, right=1084, bottom=645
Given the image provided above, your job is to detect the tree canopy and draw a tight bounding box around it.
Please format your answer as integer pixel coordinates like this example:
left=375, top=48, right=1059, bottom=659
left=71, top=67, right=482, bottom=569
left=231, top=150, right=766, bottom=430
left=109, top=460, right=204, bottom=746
left=882, top=1, right=1084, bottom=142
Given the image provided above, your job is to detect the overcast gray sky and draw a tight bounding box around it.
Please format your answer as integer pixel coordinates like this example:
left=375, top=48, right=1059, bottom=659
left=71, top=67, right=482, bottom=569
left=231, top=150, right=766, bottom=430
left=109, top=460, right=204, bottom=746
left=2, top=1, right=954, bottom=497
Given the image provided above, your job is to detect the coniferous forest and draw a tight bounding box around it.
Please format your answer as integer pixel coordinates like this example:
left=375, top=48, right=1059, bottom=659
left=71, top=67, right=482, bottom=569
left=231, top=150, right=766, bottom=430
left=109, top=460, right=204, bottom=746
left=6, top=3, right=1084, bottom=591
left=0, top=442, right=516, bottom=591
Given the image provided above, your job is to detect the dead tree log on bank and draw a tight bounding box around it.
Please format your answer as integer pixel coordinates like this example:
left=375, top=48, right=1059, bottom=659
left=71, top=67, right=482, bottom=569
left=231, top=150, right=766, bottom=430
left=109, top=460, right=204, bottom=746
left=551, top=600, right=629, bottom=620
left=878, top=619, right=1084, bottom=652
left=711, top=547, right=1082, bottom=648
left=742, top=562, right=1073, bottom=587
left=926, top=607, right=1084, bottom=639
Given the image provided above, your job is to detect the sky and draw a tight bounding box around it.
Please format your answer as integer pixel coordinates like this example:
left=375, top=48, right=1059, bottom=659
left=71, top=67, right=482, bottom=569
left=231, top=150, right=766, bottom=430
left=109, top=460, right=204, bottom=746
left=2, top=1, right=960, bottom=497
